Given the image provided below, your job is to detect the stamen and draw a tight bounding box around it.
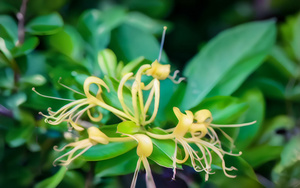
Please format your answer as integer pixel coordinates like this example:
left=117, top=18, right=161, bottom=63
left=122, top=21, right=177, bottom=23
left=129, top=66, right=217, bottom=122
left=58, top=77, right=85, bottom=96
left=32, top=87, right=75, bottom=102
left=167, top=70, right=186, bottom=84
left=131, top=157, right=142, bottom=188
left=142, top=156, right=156, bottom=188
left=210, top=121, right=256, bottom=127
left=158, top=26, right=167, bottom=63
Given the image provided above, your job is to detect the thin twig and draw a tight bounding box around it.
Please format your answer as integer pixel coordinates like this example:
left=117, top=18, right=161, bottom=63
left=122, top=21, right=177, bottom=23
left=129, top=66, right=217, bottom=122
left=17, top=0, right=29, bottom=45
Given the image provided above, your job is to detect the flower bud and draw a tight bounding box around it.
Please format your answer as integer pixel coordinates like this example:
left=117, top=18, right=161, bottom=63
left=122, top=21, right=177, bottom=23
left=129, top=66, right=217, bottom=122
left=146, top=60, right=170, bottom=80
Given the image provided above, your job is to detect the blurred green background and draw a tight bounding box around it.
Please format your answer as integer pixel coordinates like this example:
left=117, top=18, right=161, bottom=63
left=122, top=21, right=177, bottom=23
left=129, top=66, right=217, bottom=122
left=0, top=0, right=300, bottom=187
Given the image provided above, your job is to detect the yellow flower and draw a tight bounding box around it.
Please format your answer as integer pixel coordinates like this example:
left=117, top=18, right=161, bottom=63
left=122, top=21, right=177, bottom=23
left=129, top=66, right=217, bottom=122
left=146, top=107, right=255, bottom=181
left=129, top=134, right=155, bottom=188
left=53, top=127, right=109, bottom=166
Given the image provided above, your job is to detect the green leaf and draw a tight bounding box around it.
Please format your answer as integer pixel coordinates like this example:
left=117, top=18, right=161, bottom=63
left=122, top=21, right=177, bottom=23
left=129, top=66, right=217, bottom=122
left=20, top=74, right=47, bottom=86
left=77, top=10, right=110, bottom=53
left=272, top=136, right=300, bottom=187
left=280, top=12, right=300, bottom=61
left=0, top=37, right=13, bottom=62
left=11, top=37, right=39, bottom=57
left=147, top=128, right=181, bottom=168
left=269, top=45, right=298, bottom=78
left=117, top=121, right=141, bottom=134
left=26, top=12, right=63, bottom=35
left=252, top=77, right=285, bottom=99
left=235, top=89, right=265, bottom=149
left=208, top=156, right=263, bottom=188
left=191, top=96, right=248, bottom=124
left=5, top=126, right=34, bottom=147
left=110, top=23, right=168, bottom=63
left=0, top=15, right=18, bottom=45
left=34, top=167, right=67, bottom=188
left=95, top=149, right=138, bottom=177
left=125, top=12, right=171, bottom=35
left=150, top=138, right=177, bottom=168
left=59, top=171, right=85, bottom=188
left=181, top=19, right=276, bottom=110
left=258, top=115, right=295, bottom=146
left=81, top=141, right=137, bottom=161
left=48, top=25, right=83, bottom=60
left=120, top=56, right=145, bottom=77
left=242, top=145, right=283, bottom=168
left=98, top=49, right=117, bottom=77
left=102, top=76, right=133, bottom=111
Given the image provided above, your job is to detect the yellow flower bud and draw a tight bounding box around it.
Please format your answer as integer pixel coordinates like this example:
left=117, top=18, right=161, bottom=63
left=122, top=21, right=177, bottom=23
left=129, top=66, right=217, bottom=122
left=87, top=126, right=109, bottom=145
left=189, top=123, right=208, bottom=138
left=134, top=134, right=153, bottom=157
left=172, top=107, right=194, bottom=137
left=146, top=60, right=170, bottom=80
left=194, top=109, right=212, bottom=124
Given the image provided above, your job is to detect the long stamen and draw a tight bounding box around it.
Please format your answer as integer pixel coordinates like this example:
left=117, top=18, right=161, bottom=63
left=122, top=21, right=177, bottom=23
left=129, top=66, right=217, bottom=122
left=142, top=156, right=156, bottom=188
left=210, top=121, right=256, bottom=127
left=58, top=77, right=85, bottom=96
left=167, top=70, right=186, bottom=84
left=32, top=88, right=75, bottom=102
left=131, top=157, right=142, bottom=188
left=158, top=26, right=167, bottom=62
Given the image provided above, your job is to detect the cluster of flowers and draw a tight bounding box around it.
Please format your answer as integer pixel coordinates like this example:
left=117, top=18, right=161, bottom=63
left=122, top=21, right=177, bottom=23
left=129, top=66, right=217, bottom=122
left=34, top=29, right=255, bottom=188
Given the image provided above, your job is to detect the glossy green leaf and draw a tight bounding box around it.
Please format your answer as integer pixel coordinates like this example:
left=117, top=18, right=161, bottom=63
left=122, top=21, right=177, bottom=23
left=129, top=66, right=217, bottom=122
left=191, top=96, right=248, bottom=124
left=98, top=49, right=117, bottom=77
left=95, top=149, right=138, bottom=177
left=59, top=171, right=85, bottom=188
left=148, top=128, right=181, bottom=168
left=11, top=37, right=39, bottom=57
left=0, top=15, right=18, bottom=45
left=81, top=141, right=137, bottom=161
left=26, top=12, right=63, bottom=35
left=252, top=77, right=285, bottom=99
left=242, top=145, right=283, bottom=168
left=182, top=19, right=276, bottom=110
left=117, top=121, right=140, bottom=134
left=48, top=25, right=83, bottom=60
left=0, top=37, right=13, bottom=61
left=34, top=167, right=67, bottom=188
left=120, top=56, right=145, bottom=76
left=272, top=136, right=300, bottom=187
left=208, top=156, right=263, bottom=188
left=102, top=76, right=133, bottom=111
left=125, top=12, right=171, bottom=35
left=110, top=23, right=168, bottom=63
left=150, top=138, right=177, bottom=168
left=235, top=89, right=265, bottom=149
left=5, top=126, right=34, bottom=147
left=280, top=12, right=300, bottom=61
left=269, top=45, right=298, bottom=78
left=20, top=74, right=47, bottom=86
left=77, top=10, right=110, bottom=53
left=258, top=115, right=294, bottom=146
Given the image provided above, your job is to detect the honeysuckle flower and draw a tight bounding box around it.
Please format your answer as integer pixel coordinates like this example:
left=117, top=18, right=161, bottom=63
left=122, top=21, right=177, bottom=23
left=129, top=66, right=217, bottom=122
left=53, top=126, right=110, bottom=166
left=53, top=126, right=134, bottom=166
left=146, top=107, right=256, bottom=181
left=128, top=134, right=155, bottom=188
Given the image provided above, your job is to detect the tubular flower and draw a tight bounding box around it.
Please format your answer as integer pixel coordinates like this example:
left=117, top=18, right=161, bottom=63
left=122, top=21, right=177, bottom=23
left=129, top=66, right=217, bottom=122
left=53, top=127, right=109, bottom=166
left=146, top=107, right=255, bottom=181
left=129, top=134, right=155, bottom=188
